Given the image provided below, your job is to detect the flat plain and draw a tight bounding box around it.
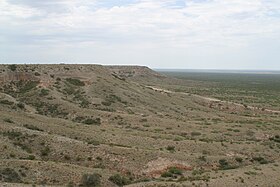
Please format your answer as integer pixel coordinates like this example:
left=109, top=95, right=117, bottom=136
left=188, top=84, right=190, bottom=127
left=0, top=65, right=279, bottom=187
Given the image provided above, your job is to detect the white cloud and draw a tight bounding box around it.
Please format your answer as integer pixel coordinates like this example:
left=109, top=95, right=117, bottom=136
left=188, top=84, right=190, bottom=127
left=1, top=0, right=280, bottom=68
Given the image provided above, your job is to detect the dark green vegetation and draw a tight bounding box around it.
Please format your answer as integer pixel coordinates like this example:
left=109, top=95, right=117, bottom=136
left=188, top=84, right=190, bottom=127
left=80, top=173, right=101, bottom=187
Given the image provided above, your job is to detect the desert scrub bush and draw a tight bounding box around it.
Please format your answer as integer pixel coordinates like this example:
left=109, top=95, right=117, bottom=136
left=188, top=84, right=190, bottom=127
left=191, top=132, right=202, bottom=136
left=218, top=159, right=238, bottom=170
left=73, top=116, right=101, bottom=125
left=40, top=146, right=51, bottom=156
left=169, top=167, right=183, bottom=175
left=84, top=118, right=100, bottom=125
left=235, top=157, right=243, bottom=163
left=0, top=100, right=14, bottom=105
left=27, top=155, right=36, bottom=160
left=2, top=131, right=22, bottom=140
left=80, top=173, right=101, bottom=187
left=109, top=174, right=131, bottom=186
left=251, top=157, right=269, bottom=164
left=18, top=81, right=39, bottom=94
left=23, top=124, right=43, bottom=132
left=66, top=78, right=85, bottom=86
left=3, top=118, right=14, bottom=123
left=0, top=168, right=22, bottom=183
left=166, top=145, right=175, bottom=152
left=8, top=64, right=17, bottom=71
left=39, top=89, right=49, bottom=96
left=17, top=102, right=25, bottom=109
left=139, top=118, right=148, bottom=122
left=87, top=140, right=100, bottom=146
left=161, top=167, right=183, bottom=178
left=269, top=135, right=280, bottom=143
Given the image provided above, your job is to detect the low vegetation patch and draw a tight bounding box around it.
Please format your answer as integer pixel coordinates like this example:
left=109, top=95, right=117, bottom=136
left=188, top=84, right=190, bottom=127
left=109, top=174, right=131, bottom=186
left=74, top=116, right=101, bottom=125
left=0, top=168, right=22, bottom=183
left=161, top=167, right=183, bottom=178
left=23, top=124, right=44, bottom=132
left=66, top=78, right=85, bottom=86
left=218, top=159, right=238, bottom=170
left=80, top=173, right=101, bottom=187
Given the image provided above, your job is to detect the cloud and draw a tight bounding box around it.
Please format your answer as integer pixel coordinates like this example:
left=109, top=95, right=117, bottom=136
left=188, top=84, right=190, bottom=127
left=1, top=0, right=280, bottom=68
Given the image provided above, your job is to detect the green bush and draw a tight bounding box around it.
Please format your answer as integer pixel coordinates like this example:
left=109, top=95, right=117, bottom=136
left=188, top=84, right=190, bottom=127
left=219, top=159, right=238, bottom=170
left=23, top=124, right=43, bottom=132
left=108, top=174, right=131, bottom=186
left=66, top=78, right=85, bottom=86
left=3, top=118, right=14, bottom=123
left=2, top=131, right=22, bottom=140
left=191, top=132, right=201, bottom=136
left=161, top=167, right=183, bottom=178
left=8, top=64, right=17, bottom=71
left=40, top=146, right=51, bottom=156
left=27, top=155, right=36, bottom=160
left=252, top=157, right=269, bottom=164
left=169, top=167, right=183, bottom=175
left=81, top=173, right=101, bottom=187
left=0, top=168, right=21, bottom=182
left=0, top=100, right=14, bottom=105
left=166, top=145, right=175, bottom=152
left=39, top=89, right=49, bottom=96
left=235, top=157, right=243, bottom=163
left=82, top=118, right=101, bottom=125
left=161, top=171, right=173, bottom=178
left=17, top=102, right=25, bottom=109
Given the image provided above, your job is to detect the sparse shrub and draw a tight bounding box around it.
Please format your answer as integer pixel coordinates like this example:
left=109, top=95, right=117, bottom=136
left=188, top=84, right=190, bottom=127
left=166, top=145, right=175, bottom=152
left=82, top=118, right=101, bottom=125
left=0, top=168, right=21, bottom=182
left=269, top=135, right=280, bottom=143
left=161, top=167, right=183, bottom=178
left=34, top=72, right=40, bottom=76
left=235, top=157, right=243, bottom=163
left=198, top=156, right=207, bottom=162
left=191, top=132, right=201, bottom=136
left=66, top=78, right=85, bottom=86
left=140, top=118, right=148, bottom=122
left=252, top=157, right=269, bottom=164
left=219, top=159, right=237, bottom=170
left=161, top=171, right=173, bottom=178
left=17, top=102, right=25, bottom=109
left=109, top=174, right=131, bottom=186
left=39, top=89, right=49, bottom=96
left=3, top=118, right=14, bottom=123
left=64, top=155, right=71, bottom=160
left=23, top=124, right=43, bottom=132
left=18, top=81, right=39, bottom=94
left=27, top=155, right=36, bottom=160
left=169, top=167, right=183, bottom=175
left=8, top=64, right=17, bottom=71
left=80, top=173, right=101, bottom=187
left=40, top=146, right=51, bottom=156
left=2, top=131, right=22, bottom=139
left=88, top=140, right=100, bottom=146
left=0, top=100, right=14, bottom=105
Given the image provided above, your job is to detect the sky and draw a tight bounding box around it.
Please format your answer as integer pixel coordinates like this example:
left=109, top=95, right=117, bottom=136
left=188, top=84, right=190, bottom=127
left=0, top=0, right=280, bottom=69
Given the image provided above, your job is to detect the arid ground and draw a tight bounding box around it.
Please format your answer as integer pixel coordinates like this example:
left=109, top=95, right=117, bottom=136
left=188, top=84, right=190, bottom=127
left=0, top=64, right=279, bottom=187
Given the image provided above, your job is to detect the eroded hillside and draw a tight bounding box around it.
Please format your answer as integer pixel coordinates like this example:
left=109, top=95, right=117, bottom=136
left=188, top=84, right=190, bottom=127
left=0, top=64, right=279, bottom=187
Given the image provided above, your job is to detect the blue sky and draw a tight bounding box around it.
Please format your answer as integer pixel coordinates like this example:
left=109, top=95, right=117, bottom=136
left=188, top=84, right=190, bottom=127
left=0, top=0, right=280, bottom=69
